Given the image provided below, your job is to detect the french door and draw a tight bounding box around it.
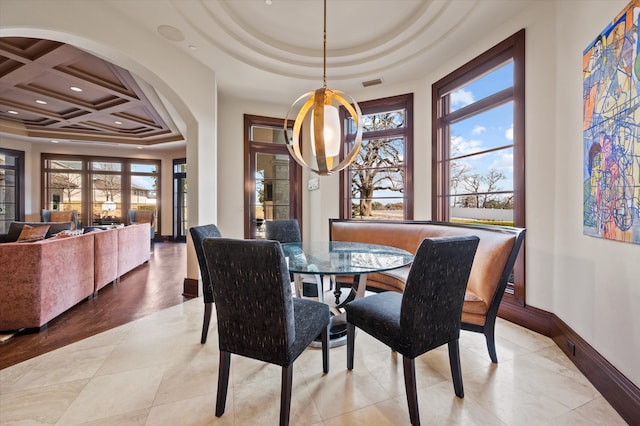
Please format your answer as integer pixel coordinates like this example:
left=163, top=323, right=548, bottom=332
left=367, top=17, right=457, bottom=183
left=244, top=114, right=301, bottom=239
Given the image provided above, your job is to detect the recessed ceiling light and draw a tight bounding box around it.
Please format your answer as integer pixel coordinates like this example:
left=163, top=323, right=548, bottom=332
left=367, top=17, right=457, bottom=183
left=70, top=86, right=83, bottom=92
left=8, top=110, right=18, bottom=114
left=114, top=121, right=123, bottom=125
left=137, top=146, right=143, bottom=149
left=157, top=25, right=185, bottom=42
left=36, top=99, right=48, bottom=105
left=188, top=45, right=197, bottom=51
left=51, top=140, right=59, bottom=143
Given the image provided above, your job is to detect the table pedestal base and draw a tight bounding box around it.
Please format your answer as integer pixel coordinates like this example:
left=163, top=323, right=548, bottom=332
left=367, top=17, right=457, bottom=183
left=311, top=313, right=348, bottom=348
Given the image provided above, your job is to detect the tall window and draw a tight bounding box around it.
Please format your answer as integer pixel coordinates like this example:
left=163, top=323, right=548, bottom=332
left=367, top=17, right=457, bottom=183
left=0, top=148, right=24, bottom=232
left=340, top=93, right=414, bottom=220
left=42, top=154, right=160, bottom=230
left=244, top=114, right=302, bottom=239
left=433, top=29, right=525, bottom=303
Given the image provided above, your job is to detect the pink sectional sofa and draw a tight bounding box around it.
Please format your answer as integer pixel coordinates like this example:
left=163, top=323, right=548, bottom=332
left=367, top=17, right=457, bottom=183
left=0, top=224, right=151, bottom=332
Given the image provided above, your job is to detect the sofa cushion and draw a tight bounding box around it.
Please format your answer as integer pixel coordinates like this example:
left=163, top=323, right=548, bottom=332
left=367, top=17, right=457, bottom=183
left=17, top=224, right=50, bottom=242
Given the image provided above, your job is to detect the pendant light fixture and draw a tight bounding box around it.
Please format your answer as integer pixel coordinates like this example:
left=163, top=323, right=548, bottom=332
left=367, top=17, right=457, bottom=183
left=284, top=0, right=363, bottom=176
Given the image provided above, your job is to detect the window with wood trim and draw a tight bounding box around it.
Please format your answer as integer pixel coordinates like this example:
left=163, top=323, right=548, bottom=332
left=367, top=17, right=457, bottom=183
left=0, top=148, right=25, bottom=232
left=340, top=93, right=414, bottom=220
left=432, top=29, right=525, bottom=303
left=42, top=154, right=160, bottom=232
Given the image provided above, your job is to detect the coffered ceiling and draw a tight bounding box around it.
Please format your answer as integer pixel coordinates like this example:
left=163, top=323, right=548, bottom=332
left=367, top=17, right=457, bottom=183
left=0, top=37, right=183, bottom=148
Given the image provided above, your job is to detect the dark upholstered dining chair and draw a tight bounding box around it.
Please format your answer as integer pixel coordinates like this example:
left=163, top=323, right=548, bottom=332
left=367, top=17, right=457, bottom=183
left=345, top=236, right=480, bottom=426
left=42, top=209, right=78, bottom=230
left=189, top=224, right=222, bottom=344
left=202, top=238, right=330, bottom=426
left=265, top=219, right=326, bottom=300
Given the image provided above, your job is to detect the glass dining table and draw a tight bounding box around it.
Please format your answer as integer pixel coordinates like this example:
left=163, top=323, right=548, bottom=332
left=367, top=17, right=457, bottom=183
left=281, top=241, right=414, bottom=346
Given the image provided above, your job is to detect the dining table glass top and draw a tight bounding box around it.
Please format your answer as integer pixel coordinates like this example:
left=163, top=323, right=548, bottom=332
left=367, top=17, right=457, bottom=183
left=281, top=241, right=414, bottom=275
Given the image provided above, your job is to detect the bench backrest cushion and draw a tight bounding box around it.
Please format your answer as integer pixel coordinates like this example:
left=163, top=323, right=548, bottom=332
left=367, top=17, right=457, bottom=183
left=330, top=220, right=520, bottom=316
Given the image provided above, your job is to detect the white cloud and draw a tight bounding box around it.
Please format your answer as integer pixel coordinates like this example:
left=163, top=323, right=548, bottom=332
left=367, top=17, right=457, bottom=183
left=451, top=135, right=484, bottom=156
left=490, top=151, right=514, bottom=173
left=505, top=124, right=513, bottom=141
left=451, top=89, right=475, bottom=108
left=472, top=125, right=486, bottom=135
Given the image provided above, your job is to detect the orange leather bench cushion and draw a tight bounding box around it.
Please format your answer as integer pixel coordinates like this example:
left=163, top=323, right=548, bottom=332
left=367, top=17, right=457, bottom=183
left=330, top=221, right=516, bottom=324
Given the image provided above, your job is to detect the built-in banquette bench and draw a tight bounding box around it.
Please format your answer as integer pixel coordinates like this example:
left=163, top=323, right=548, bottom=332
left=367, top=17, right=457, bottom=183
left=329, top=219, right=525, bottom=363
left=0, top=223, right=150, bottom=332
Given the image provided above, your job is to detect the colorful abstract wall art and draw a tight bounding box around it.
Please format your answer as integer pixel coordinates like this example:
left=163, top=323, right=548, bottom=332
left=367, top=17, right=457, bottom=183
left=583, top=0, right=640, bottom=244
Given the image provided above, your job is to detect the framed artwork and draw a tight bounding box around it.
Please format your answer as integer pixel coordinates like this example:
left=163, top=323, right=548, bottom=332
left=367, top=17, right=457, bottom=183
left=583, top=0, right=640, bottom=244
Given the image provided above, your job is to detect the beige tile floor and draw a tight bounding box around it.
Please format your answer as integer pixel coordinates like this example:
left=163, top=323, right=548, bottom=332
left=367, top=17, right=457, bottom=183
left=0, top=295, right=626, bottom=425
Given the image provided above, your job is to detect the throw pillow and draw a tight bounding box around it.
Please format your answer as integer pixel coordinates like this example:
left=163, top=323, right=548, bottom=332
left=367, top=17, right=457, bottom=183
left=17, top=224, right=50, bottom=242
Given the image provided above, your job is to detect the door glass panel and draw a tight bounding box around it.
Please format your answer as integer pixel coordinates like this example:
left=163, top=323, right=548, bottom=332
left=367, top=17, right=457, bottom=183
left=44, top=171, right=83, bottom=214
left=92, top=173, right=121, bottom=224
left=254, top=152, right=291, bottom=237
left=130, top=175, right=158, bottom=209
left=180, top=179, right=188, bottom=237
left=251, top=125, right=291, bottom=144
left=0, top=169, right=16, bottom=233
left=1, top=154, right=16, bottom=166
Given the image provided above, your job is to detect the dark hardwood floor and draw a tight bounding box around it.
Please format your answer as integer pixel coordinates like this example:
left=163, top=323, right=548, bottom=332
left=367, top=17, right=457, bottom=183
left=0, top=241, right=189, bottom=370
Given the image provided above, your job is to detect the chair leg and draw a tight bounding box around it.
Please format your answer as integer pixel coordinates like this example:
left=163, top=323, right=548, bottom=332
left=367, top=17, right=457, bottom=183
left=485, top=326, right=498, bottom=363
left=448, top=339, right=464, bottom=398
left=347, top=323, right=356, bottom=370
left=215, top=351, right=231, bottom=417
left=201, top=302, right=212, bottom=344
left=280, top=365, right=293, bottom=426
left=314, top=274, right=324, bottom=303
left=402, top=356, right=420, bottom=426
left=322, top=324, right=330, bottom=373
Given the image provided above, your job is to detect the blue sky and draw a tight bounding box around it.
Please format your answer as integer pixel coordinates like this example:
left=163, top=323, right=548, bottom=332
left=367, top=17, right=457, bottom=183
left=449, top=61, right=515, bottom=194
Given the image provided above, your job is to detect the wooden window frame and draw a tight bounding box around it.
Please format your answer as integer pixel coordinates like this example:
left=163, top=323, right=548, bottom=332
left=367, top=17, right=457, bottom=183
left=0, top=148, right=25, bottom=223
left=339, top=93, right=414, bottom=220
left=432, top=29, right=526, bottom=305
left=41, top=154, right=161, bottom=232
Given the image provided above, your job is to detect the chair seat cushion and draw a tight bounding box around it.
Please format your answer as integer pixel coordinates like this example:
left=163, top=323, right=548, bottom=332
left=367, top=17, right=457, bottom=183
left=288, top=298, right=330, bottom=364
left=346, top=292, right=404, bottom=351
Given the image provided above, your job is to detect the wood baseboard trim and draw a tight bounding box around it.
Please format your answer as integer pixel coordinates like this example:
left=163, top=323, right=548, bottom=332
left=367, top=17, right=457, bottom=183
left=183, top=278, right=199, bottom=299
left=550, top=316, right=640, bottom=424
left=498, top=295, right=553, bottom=336
left=497, top=297, right=639, bottom=423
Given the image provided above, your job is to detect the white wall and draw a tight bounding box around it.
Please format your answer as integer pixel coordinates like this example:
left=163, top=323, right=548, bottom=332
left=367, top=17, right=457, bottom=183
left=554, top=0, right=640, bottom=386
